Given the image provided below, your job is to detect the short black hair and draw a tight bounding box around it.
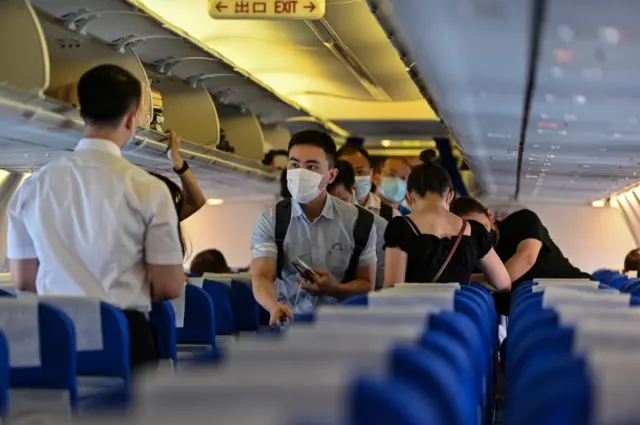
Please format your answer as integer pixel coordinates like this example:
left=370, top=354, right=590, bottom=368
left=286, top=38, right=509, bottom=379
left=288, top=130, right=337, bottom=167
left=407, top=149, right=453, bottom=198
left=328, top=159, right=356, bottom=192
left=624, top=249, right=640, bottom=273
left=190, top=249, right=231, bottom=274
left=77, top=64, right=142, bottom=127
left=449, top=196, right=489, bottom=217
left=375, top=156, right=410, bottom=172
left=337, top=144, right=371, bottom=165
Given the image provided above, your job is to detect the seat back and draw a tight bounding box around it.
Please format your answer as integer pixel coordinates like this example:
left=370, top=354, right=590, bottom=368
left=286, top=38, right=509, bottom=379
left=177, top=284, right=216, bottom=349
left=150, top=301, right=177, bottom=362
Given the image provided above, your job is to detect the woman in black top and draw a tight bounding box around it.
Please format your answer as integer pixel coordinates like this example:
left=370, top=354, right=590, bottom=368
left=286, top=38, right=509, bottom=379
left=383, top=150, right=511, bottom=291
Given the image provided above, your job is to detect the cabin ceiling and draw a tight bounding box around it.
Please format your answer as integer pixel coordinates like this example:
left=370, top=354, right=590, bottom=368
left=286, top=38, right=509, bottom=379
left=372, top=0, right=640, bottom=204
left=135, top=0, right=440, bottom=141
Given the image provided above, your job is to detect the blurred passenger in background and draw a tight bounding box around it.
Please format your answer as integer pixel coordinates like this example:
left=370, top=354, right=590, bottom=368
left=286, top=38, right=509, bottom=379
left=328, top=159, right=387, bottom=290
left=190, top=249, right=232, bottom=274
left=623, top=248, right=640, bottom=274
left=450, top=197, right=592, bottom=315
left=374, top=157, right=412, bottom=221
left=337, top=144, right=381, bottom=216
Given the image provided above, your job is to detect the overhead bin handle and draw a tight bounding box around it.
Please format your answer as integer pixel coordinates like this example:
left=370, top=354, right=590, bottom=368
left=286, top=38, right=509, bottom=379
left=113, top=34, right=178, bottom=54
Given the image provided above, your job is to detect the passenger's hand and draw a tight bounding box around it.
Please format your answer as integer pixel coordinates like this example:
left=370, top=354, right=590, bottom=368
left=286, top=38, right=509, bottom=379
left=166, top=130, right=183, bottom=168
left=269, top=303, right=293, bottom=327
left=309, top=269, right=338, bottom=292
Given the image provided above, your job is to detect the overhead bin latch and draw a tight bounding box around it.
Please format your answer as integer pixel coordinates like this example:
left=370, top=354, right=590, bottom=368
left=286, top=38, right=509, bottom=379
left=63, top=9, right=100, bottom=36
left=156, top=58, right=182, bottom=76
left=187, top=73, right=233, bottom=89
left=114, top=35, right=146, bottom=54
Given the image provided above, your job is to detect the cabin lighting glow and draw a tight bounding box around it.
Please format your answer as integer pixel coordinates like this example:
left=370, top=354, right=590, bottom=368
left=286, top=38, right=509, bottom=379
left=207, top=199, right=224, bottom=206
left=381, top=140, right=392, bottom=147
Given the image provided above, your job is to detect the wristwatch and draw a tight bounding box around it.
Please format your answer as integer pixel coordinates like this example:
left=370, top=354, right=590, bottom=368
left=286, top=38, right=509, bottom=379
left=174, top=160, right=189, bottom=175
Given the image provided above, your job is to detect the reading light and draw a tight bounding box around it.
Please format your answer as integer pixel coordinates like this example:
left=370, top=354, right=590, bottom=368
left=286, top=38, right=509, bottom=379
left=207, top=199, right=224, bottom=206
left=381, top=140, right=392, bottom=147
left=592, top=199, right=605, bottom=208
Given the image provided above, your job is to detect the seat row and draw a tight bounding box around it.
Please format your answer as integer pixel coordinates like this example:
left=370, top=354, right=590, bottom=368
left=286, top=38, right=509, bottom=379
left=79, top=282, right=498, bottom=425
left=504, top=275, right=640, bottom=425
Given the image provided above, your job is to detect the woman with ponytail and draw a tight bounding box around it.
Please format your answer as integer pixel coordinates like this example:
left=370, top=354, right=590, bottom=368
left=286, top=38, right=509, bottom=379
left=383, top=150, right=511, bottom=292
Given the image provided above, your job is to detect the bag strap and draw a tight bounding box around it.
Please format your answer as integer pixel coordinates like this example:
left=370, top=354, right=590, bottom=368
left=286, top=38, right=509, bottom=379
left=432, top=220, right=468, bottom=282
left=342, top=206, right=375, bottom=283
left=274, top=199, right=292, bottom=279
left=380, top=203, right=393, bottom=222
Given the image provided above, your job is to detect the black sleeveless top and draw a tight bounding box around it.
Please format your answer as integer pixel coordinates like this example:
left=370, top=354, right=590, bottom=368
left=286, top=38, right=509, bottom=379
left=384, top=216, right=492, bottom=283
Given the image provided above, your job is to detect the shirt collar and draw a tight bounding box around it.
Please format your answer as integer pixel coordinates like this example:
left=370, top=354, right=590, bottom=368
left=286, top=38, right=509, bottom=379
left=75, top=138, right=122, bottom=158
left=291, top=193, right=335, bottom=220
left=364, top=192, right=381, bottom=210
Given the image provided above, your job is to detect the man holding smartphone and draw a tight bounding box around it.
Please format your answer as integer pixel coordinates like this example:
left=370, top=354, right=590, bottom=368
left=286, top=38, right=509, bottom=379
left=250, top=130, right=378, bottom=325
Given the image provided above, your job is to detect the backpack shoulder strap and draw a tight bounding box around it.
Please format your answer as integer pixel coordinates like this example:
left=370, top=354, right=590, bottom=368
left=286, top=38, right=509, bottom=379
left=380, top=203, right=393, bottom=222
left=274, top=199, right=292, bottom=279
left=342, top=206, right=375, bottom=283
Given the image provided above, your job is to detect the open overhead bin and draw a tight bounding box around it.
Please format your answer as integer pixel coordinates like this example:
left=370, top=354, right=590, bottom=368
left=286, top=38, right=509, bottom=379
left=217, top=105, right=266, bottom=162
left=1, top=0, right=343, bottom=198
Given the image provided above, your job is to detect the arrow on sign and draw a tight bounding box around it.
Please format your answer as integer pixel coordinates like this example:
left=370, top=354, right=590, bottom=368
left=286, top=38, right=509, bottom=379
left=215, top=1, right=228, bottom=12
left=303, top=2, right=316, bottom=12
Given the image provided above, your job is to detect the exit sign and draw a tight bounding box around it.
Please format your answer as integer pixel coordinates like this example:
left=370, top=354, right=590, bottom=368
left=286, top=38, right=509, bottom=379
left=208, top=0, right=325, bottom=20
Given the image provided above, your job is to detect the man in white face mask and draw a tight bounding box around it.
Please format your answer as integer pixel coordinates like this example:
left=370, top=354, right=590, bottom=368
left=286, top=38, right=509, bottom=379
left=251, top=131, right=378, bottom=325
left=327, top=160, right=387, bottom=291
left=337, top=144, right=381, bottom=216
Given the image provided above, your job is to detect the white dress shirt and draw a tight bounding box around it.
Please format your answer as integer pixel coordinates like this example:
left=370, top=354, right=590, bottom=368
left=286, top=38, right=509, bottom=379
left=7, top=138, right=184, bottom=312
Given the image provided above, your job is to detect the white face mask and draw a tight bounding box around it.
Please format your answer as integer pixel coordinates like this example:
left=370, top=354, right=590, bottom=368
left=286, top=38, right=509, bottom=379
left=354, top=175, right=372, bottom=201
left=287, top=168, right=324, bottom=204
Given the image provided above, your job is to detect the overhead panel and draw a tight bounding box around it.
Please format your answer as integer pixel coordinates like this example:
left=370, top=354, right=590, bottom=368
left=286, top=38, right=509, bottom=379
left=371, top=0, right=531, bottom=198
left=520, top=0, right=640, bottom=203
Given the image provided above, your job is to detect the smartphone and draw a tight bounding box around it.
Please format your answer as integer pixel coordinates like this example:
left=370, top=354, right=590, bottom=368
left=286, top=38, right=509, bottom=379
left=292, top=257, right=316, bottom=283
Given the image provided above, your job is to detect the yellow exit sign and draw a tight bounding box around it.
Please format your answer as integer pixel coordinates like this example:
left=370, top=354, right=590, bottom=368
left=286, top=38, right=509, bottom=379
left=208, top=0, right=325, bottom=20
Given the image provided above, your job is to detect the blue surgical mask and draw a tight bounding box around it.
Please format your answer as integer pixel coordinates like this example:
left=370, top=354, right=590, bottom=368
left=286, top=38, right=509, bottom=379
left=354, top=175, right=372, bottom=200
left=379, top=177, right=407, bottom=203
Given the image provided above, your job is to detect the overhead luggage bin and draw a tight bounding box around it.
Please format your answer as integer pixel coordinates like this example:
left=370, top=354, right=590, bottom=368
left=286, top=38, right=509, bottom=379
left=147, top=71, right=220, bottom=149
left=0, top=0, right=49, bottom=95
left=0, top=0, right=306, bottom=195
left=217, top=104, right=266, bottom=162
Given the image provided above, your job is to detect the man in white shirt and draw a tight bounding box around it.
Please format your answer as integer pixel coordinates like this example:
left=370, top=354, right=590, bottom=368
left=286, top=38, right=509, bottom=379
left=6, top=64, right=185, bottom=370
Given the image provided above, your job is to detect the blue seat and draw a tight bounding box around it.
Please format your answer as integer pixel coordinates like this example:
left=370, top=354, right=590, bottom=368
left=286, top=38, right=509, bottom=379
left=150, top=301, right=177, bottom=363
left=201, top=280, right=235, bottom=335
left=342, top=294, right=368, bottom=306
left=7, top=302, right=78, bottom=407
left=0, top=332, right=9, bottom=417
left=229, top=280, right=260, bottom=332
left=507, top=355, right=590, bottom=425
left=349, top=375, right=445, bottom=425
left=177, top=284, right=216, bottom=352
left=390, top=345, right=472, bottom=425
left=418, top=331, right=478, bottom=424
left=74, top=302, right=130, bottom=406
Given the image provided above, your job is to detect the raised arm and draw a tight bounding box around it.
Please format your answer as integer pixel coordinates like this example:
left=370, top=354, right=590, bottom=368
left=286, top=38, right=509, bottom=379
left=166, top=131, right=206, bottom=221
